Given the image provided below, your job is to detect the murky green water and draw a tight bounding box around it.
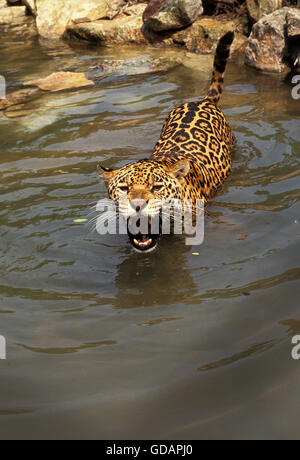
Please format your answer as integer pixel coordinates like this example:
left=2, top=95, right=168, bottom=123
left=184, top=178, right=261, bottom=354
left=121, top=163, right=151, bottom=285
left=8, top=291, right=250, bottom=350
left=0, top=26, right=299, bottom=440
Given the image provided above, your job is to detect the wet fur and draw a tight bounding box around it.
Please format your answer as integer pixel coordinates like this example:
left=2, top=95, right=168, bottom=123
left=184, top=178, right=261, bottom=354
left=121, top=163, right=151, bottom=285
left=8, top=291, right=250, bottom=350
left=98, top=32, right=235, bottom=248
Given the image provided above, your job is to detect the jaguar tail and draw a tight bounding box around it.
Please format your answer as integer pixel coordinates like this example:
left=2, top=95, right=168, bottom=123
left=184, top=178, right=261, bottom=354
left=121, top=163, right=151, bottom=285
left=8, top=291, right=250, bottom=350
left=207, top=31, right=235, bottom=104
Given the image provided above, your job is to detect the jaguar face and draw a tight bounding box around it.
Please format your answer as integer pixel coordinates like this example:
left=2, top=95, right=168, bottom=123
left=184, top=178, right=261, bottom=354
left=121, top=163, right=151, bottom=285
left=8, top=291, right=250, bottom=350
left=98, top=159, right=190, bottom=253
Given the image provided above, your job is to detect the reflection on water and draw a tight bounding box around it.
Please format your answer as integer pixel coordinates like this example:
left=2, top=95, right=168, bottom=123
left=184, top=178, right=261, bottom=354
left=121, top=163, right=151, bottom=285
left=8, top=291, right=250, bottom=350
left=114, top=238, right=197, bottom=309
left=19, top=340, right=118, bottom=355
left=280, top=319, right=300, bottom=337
left=0, top=27, right=299, bottom=440
left=198, top=340, right=278, bottom=372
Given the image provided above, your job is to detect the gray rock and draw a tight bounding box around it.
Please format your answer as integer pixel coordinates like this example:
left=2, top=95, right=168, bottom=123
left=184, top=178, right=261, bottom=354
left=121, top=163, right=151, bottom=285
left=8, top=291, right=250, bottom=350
left=287, top=7, right=300, bottom=37
left=143, top=0, right=203, bottom=32
left=247, top=0, right=283, bottom=23
left=245, top=7, right=300, bottom=73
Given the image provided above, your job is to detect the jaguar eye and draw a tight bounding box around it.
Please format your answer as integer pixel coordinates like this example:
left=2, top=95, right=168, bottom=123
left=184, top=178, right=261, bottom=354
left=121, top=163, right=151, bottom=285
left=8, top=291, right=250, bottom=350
left=151, top=185, right=164, bottom=193
left=119, top=185, right=129, bottom=192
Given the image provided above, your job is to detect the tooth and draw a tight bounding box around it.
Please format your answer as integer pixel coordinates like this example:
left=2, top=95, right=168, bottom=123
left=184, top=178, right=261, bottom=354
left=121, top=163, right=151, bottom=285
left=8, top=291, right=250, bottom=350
left=133, top=238, right=152, bottom=248
left=141, top=239, right=152, bottom=247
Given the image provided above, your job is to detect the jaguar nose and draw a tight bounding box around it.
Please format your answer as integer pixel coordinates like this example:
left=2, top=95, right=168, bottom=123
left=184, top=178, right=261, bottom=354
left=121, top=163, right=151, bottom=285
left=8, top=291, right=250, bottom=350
left=130, top=199, right=148, bottom=212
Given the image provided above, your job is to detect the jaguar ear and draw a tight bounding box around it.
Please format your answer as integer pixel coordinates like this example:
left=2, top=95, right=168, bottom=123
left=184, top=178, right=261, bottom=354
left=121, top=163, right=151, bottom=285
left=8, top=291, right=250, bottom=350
left=169, top=159, right=190, bottom=180
left=97, top=164, right=116, bottom=185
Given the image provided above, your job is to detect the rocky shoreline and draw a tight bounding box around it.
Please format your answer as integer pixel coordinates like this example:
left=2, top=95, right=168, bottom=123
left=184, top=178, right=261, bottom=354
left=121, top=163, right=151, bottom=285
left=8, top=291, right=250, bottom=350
left=0, top=0, right=299, bottom=74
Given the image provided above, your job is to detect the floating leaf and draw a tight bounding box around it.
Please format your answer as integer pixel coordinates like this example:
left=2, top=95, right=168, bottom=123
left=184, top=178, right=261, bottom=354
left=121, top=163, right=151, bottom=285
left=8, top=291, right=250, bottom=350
left=237, top=235, right=249, bottom=240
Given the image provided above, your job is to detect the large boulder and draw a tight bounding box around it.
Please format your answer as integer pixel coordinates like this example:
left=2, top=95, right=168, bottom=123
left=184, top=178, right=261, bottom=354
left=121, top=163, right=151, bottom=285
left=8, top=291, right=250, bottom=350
left=143, top=0, right=203, bottom=32
left=167, top=17, right=243, bottom=53
left=247, top=0, right=282, bottom=23
left=35, top=0, right=126, bottom=38
left=287, top=7, right=300, bottom=36
left=66, top=13, right=147, bottom=45
left=66, top=11, right=245, bottom=55
left=245, top=7, right=300, bottom=73
left=0, top=5, right=27, bottom=24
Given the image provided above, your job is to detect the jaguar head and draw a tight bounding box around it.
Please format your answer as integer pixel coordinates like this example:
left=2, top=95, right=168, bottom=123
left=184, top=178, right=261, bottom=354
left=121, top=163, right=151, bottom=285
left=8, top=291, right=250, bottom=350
left=97, top=159, right=190, bottom=253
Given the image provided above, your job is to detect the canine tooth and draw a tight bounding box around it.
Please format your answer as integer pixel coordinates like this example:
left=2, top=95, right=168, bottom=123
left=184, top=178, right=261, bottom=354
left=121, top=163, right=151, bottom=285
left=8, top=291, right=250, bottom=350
left=133, top=239, right=140, bottom=246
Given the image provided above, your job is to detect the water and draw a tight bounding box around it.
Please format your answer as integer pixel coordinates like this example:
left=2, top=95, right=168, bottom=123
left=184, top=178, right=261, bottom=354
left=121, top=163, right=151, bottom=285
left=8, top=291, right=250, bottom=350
left=0, top=26, right=299, bottom=440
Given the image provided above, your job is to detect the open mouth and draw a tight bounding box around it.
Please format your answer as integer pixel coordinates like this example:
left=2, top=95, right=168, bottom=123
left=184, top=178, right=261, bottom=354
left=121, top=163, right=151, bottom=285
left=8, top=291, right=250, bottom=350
left=127, top=217, right=161, bottom=253
left=129, top=233, right=160, bottom=252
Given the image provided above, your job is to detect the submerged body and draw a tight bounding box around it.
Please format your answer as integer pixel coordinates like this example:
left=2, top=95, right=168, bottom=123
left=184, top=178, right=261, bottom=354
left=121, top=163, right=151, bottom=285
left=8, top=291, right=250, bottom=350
left=98, top=32, right=235, bottom=252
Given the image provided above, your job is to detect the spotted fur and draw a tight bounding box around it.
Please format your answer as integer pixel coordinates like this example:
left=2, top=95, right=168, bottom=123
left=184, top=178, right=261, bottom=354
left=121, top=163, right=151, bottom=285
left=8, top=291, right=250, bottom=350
left=98, top=31, right=235, bottom=216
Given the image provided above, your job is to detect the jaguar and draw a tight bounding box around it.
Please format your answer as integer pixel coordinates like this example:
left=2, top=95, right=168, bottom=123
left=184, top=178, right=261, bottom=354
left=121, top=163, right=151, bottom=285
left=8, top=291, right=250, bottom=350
left=98, top=31, right=235, bottom=253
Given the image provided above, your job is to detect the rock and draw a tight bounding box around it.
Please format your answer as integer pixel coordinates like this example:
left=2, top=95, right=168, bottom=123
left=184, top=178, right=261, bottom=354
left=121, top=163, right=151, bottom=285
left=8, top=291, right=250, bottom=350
left=94, top=55, right=182, bottom=78
left=7, top=15, right=37, bottom=39
left=166, top=17, right=242, bottom=53
left=66, top=11, right=244, bottom=55
left=4, top=103, right=33, bottom=119
left=66, top=14, right=147, bottom=45
left=0, top=88, right=40, bottom=111
left=24, top=72, right=95, bottom=92
left=123, top=3, right=147, bottom=17
left=247, top=0, right=282, bottom=23
left=143, top=0, right=204, bottom=32
left=245, top=7, right=300, bottom=73
left=71, top=17, right=92, bottom=25
left=286, top=7, right=300, bottom=37
left=35, top=0, right=126, bottom=38
left=0, top=5, right=26, bottom=24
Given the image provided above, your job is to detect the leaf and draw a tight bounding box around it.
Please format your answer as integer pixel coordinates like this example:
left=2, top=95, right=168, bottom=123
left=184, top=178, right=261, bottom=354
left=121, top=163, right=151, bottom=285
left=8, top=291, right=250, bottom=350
left=237, top=234, right=249, bottom=240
